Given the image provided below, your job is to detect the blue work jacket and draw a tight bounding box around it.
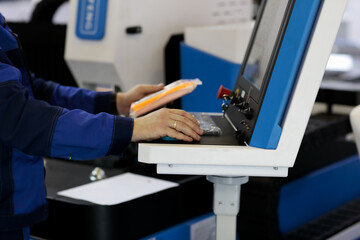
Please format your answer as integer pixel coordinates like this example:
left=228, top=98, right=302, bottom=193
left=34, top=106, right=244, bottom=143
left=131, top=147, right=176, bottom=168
left=0, top=13, right=133, bottom=231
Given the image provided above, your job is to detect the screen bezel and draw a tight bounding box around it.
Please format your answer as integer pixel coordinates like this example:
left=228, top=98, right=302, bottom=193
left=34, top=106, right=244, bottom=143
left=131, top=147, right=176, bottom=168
left=236, top=0, right=295, bottom=104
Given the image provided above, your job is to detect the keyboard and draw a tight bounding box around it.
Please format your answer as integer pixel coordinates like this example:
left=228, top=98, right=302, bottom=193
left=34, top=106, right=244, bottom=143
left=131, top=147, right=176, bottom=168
left=191, top=112, right=222, bottom=136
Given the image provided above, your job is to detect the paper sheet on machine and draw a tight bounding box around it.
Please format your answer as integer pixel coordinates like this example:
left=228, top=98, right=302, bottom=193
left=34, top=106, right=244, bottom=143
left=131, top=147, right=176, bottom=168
left=57, top=173, right=179, bottom=205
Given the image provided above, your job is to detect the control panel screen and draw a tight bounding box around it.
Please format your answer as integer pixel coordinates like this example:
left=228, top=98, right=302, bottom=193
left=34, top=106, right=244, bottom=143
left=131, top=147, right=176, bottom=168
left=225, top=0, right=294, bottom=144
left=242, top=0, right=290, bottom=90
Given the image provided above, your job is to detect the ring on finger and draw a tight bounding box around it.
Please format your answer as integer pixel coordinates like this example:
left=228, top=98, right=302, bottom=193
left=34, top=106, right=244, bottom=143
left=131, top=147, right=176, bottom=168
left=173, top=120, right=177, bottom=130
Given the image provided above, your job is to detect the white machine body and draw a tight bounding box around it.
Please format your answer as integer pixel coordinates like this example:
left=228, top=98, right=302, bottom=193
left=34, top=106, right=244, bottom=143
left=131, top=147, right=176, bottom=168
left=138, top=0, right=348, bottom=177
left=65, top=0, right=252, bottom=90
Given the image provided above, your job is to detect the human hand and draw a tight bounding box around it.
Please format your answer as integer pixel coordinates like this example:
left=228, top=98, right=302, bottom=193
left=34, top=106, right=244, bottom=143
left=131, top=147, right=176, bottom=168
left=131, top=108, right=203, bottom=142
left=116, top=83, right=164, bottom=115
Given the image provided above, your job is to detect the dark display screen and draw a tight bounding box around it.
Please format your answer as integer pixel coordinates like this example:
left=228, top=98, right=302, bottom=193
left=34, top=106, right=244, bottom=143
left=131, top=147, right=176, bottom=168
left=242, top=0, right=290, bottom=89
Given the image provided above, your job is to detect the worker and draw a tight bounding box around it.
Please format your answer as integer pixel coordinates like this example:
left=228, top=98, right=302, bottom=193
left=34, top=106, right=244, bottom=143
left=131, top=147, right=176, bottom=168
left=0, top=13, right=203, bottom=240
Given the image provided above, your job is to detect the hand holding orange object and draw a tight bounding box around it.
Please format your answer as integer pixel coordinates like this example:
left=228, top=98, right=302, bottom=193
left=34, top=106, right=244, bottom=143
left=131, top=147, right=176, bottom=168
left=130, top=79, right=202, bottom=117
left=116, top=83, right=165, bottom=116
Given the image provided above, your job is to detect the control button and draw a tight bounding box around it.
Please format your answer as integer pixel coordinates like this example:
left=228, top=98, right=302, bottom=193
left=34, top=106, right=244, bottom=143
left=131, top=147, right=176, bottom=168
left=217, top=85, right=232, bottom=99
left=237, top=101, right=249, bottom=110
left=236, top=103, right=253, bottom=120
left=243, top=108, right=253, bottom=120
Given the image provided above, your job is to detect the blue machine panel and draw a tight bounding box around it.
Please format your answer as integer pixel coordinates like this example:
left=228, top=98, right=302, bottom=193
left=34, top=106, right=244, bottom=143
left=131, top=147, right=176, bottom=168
left=249, top=0, right=322, bottom=149
left=278, top=155, right=360, bottom=233
left=76, top=0, right=108, bottom=40
left=181, top=44, right=241, bottom=113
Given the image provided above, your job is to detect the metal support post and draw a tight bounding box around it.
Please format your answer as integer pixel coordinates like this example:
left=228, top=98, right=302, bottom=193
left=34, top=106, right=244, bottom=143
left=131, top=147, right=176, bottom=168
left=207, top=176, right=249, bottom=240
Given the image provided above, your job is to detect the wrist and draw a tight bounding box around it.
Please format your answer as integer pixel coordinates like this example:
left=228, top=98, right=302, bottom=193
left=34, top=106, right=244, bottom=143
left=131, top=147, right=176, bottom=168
left=131, top=118, right=140, bottom=142
left=116, top=93, right=128, bottom=115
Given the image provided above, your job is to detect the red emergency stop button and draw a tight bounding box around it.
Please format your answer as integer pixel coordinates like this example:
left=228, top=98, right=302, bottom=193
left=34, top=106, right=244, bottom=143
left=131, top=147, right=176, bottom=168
left=217, top=85, right=232, bottom=99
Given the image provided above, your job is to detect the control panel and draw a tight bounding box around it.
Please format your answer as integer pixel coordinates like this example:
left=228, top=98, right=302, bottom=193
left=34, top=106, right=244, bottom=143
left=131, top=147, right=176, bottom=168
left=217, top=85, right=257, bottom=144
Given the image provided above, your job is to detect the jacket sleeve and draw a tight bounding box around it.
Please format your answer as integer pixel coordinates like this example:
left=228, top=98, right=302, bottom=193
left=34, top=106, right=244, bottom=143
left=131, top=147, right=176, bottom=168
left=0, top=63, right=133, bottom=160
left=31, top=76, right=117, bottom=114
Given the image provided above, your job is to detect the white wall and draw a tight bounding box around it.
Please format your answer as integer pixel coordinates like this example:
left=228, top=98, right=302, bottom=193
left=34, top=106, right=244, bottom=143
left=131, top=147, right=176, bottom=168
left=340, top=0, right=360, bottom=47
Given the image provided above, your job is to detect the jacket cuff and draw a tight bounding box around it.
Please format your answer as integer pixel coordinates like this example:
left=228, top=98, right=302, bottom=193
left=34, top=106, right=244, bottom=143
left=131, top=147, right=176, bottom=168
left=93, top=92, right=117, bottom=114
left=107, top=116, right=134, bottom=156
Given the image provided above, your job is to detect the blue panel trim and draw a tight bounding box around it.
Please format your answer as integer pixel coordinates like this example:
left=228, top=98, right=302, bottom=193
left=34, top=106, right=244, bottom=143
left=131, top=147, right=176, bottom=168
left=278, top=155, right=360, bottom=233
left=76, top=0, right=108, bottom=40
left=181, top=43, right=241, bottom=112
left=250, top=0, right=322, bottom=149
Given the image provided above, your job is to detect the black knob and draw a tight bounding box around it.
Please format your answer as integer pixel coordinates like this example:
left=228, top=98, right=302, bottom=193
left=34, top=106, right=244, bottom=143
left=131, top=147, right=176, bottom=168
left=242, top=107, right=253, bottom=120
left=236, top=101, right=248, bottom=110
